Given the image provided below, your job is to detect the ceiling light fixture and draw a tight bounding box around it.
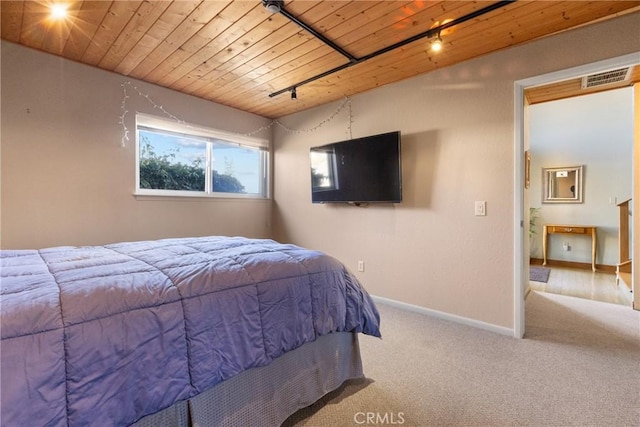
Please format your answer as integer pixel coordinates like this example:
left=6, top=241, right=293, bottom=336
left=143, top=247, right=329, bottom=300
left=291, top=87, right=297, bottom=100
left=431, top=32, right=443, bottom=52
left=262, top=0, right=284, bottom=14
left=50, top=3, right=69, bottom=20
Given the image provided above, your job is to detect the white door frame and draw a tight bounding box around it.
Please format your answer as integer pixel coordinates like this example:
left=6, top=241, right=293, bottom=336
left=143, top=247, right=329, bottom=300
left=513, top=52, right=640, bottom=338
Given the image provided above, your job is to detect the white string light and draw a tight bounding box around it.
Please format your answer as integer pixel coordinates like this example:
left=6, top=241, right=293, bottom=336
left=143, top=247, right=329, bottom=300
left=272, top=97, right=353, bottom=136
left=119, top=81, right=354, bottom=146
left=118, top=83, right=130, bottom=147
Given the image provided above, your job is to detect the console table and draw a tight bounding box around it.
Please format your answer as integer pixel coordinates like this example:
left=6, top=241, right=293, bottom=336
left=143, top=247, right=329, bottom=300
left=542, top=224, right=597, bottom=271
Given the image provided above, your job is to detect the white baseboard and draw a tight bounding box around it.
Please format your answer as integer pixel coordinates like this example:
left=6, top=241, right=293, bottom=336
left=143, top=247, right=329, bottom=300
left=524, top=285, right=532, bottom=299
left=371, top=295, right=515, bottom=337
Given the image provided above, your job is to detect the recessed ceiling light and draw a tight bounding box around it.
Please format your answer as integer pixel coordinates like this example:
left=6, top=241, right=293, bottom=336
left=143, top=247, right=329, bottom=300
left=50, top=3, right=69, bottom=20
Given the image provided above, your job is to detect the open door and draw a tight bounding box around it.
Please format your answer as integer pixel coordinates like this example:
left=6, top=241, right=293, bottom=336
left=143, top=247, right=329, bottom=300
left=616, top=199, right=632, bottom=290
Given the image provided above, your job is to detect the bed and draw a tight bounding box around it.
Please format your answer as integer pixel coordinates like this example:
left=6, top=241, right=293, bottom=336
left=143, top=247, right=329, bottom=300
left=0, top=236, right=381, bottom=427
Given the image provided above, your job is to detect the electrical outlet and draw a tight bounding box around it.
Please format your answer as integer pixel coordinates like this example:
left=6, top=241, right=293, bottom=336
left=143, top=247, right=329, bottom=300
left=474, top=201, right=486, bottom=216
left=563, top=242, right=571, bottom=251
left=357, top=260, right=365, bottom=272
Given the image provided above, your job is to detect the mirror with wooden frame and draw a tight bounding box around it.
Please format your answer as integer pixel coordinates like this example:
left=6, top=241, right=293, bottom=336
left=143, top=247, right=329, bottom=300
left=542, top=165, right=583, bottom=203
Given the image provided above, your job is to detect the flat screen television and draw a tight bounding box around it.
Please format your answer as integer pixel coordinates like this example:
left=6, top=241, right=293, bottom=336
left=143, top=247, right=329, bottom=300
left=310, top=131, right=402, bottom=204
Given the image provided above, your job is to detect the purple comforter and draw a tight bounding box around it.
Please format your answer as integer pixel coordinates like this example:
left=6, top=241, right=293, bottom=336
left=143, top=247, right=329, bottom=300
left=0, top=236, right=380, bottom=426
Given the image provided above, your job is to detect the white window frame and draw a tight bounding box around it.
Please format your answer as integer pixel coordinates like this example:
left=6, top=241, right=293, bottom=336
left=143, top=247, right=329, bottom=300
left=135, top=114, right=270, bottom=199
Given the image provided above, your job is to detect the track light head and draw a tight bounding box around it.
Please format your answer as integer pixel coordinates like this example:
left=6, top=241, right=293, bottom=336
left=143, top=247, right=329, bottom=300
left=291, top=87, right=297, bottom=100
left=263, top=0, right=284, bottom=14
left=431, top=32, right=443, bottom=52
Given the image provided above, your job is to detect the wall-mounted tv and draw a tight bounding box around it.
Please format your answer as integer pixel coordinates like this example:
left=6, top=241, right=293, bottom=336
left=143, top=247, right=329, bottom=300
left=310, top=131, right=402, bottom=204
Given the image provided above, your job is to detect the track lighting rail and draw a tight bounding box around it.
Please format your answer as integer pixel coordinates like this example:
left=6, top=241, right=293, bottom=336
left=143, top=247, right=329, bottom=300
left=268, top=0, right=516, bottom=99
left=279, top=8, right=357, bottom=63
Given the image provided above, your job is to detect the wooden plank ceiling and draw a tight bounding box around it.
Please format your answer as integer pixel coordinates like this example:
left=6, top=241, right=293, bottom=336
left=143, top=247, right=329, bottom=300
left=2, top=1, right=639, bottom=119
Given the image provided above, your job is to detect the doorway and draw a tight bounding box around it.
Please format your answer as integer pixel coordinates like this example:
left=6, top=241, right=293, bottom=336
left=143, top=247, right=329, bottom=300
left=528, top=88, right=633, bottom=306
left=513, top=53, right=640, bottom=338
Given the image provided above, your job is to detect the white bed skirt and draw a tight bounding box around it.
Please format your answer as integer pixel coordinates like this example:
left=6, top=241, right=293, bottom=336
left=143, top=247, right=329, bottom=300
left=133, top=332, right=363, bottom=427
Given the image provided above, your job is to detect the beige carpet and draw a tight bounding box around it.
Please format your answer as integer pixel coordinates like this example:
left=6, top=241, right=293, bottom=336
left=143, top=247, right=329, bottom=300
left=283, top=291, right=640, bottom=426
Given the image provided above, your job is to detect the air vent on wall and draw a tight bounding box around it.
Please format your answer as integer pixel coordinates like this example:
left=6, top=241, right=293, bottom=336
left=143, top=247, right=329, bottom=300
left=581, top=67, right=631, bottom=89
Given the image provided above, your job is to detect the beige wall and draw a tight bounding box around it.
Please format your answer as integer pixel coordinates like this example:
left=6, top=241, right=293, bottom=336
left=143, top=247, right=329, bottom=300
left=272, top=13, right=640, bottom=330
left=1, top=41, right=273, bottom=249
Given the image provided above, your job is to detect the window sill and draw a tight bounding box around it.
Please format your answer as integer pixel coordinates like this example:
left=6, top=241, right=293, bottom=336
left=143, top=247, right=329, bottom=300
left=133, top=193, right=270, bottom=202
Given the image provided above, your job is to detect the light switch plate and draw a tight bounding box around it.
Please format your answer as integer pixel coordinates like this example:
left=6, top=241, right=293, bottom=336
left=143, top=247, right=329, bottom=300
left=475, top=201, right=486, bottom=216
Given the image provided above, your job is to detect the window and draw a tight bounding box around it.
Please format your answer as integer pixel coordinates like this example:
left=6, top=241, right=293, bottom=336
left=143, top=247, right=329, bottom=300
left=310, top=148, right=339, bottom=191
left=135, top=114, right=269, bottom=198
